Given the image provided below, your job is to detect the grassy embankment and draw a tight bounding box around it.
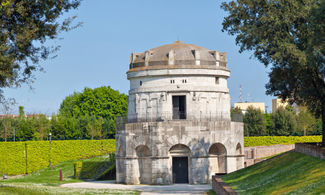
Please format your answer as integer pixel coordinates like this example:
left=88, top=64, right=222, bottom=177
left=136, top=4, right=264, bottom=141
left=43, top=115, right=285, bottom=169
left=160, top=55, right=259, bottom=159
left=222, top=151, right=325, bottom=195
left=0, top=154, right=137, bottom=195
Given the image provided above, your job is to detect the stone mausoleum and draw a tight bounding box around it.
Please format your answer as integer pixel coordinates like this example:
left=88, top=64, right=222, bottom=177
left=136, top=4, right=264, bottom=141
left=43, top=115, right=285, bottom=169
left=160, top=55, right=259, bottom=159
left=116, top=41, right=244, bottom=184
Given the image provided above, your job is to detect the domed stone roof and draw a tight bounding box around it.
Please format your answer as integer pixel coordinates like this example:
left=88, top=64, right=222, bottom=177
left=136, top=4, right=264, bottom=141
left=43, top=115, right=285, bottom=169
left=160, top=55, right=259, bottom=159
left=129, top=41, right=227, bottom=69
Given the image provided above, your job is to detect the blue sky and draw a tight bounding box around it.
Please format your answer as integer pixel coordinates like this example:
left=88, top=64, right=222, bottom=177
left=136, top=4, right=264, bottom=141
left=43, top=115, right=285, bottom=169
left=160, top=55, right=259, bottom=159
left=3, top=0, right=275, bottom=115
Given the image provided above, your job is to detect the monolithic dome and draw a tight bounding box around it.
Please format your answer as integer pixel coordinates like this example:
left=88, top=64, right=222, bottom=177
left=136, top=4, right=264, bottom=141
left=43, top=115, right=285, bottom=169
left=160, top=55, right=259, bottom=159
left=115, top=41, right=244, bottom=185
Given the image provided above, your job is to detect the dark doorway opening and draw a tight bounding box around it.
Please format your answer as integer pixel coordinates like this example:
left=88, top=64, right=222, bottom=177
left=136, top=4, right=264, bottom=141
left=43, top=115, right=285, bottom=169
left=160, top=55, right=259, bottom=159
left=172, top=96, right=186, bottom=119
left=172, top=157, right=189, bottom=183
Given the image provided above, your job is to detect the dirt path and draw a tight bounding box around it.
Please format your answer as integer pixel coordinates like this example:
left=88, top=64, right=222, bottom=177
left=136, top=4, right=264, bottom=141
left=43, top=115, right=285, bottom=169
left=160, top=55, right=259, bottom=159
left=61, top=181, right=211, bottom=195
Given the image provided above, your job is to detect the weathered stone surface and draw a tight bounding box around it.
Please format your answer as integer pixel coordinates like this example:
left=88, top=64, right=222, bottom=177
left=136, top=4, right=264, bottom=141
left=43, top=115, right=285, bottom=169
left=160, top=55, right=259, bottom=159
left=116, top=42, right=244, bottom=184
left=295, top=143, right=325, bottom=160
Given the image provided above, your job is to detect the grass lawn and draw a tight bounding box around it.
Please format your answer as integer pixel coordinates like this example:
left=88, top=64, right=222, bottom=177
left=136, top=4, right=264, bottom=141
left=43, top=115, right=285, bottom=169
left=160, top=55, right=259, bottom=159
left=0, top=154, right=137, bottom=195
left=222, top=151, right=325, bottom=195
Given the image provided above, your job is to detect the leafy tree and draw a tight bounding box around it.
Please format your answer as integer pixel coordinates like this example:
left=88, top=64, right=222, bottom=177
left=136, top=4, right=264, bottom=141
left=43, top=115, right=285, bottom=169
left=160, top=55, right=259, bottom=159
left=36, top=115, right=51, bottom=140
left=19, top=106, right=25, bottom=118
left=102, top=118, right=115, bottom=138
left=313, top=119, right=323, bottom=135
left=270, top=108, right=296, bottom=136
left=16, top=118, right=37, bottom=140
left=243, top=106, right=266, bottom=136
left=76, top=115, right=90, bottom=139
left=51, top=115, right=66, bottom=140
left=296, top=107, right=317, bottom=136
left=86, top=115, right=104, bottom=140
left=264, top=113, right=272, bottom=135
left=221, top=0, right=325, bottom=145
left=59, top=86, right=127, bottom=136
left=0, top=117, right=12, bottom=141
left=0, top=0, right=81, bottom=103
left=231, top=107, right=243, bottom=121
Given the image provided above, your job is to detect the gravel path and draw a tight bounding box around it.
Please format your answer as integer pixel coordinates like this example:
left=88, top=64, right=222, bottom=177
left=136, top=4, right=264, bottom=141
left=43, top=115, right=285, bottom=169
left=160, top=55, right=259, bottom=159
left=61, top=181, right=211, bottom=195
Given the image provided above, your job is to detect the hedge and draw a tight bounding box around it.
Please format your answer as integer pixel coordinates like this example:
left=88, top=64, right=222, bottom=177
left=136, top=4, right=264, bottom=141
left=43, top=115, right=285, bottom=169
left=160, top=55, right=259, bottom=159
left=244, top=136, right=322, bottom=147
left=1, top=136, right=322, bottom=175
left=74, top=153, right=115, bottom=180
left=0, top=139, right=115, bottom=175
left=0, top=142, right=26, bottom=175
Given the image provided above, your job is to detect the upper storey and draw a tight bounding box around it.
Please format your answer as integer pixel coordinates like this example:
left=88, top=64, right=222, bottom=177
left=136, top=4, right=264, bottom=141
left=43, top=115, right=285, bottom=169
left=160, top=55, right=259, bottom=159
left=128, top=41, right=228, bottom=72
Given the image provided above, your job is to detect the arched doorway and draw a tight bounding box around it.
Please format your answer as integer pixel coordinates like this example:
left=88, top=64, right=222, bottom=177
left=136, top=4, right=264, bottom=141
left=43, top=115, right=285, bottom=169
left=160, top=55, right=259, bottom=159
left=169, top=144, right=190, bottom=183
left=236, top=143, right=243, bottom=170
left=209, top=143, right=227, bottom=174
left=135, top=145, right=152, bottom=184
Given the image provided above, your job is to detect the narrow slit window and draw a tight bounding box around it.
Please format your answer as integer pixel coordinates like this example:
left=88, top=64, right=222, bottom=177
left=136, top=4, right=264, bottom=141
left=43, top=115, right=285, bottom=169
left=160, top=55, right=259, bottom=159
left=140, top=81, right=142, bottom=86
left=215, top=77, right=219, bottom=84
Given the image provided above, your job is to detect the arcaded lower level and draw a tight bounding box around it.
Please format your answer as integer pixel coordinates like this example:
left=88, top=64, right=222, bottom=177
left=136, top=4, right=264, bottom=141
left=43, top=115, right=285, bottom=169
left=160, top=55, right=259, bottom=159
left=115, top=120, right=244, bottom=184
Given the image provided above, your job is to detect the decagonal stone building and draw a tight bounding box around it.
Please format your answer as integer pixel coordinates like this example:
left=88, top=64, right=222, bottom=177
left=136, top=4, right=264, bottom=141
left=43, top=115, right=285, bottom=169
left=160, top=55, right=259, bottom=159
left=116, top=41, right=244, bottom=185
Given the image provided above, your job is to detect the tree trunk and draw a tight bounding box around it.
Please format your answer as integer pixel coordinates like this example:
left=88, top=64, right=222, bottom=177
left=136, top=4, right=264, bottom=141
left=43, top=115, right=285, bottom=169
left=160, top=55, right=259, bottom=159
left=322, top=104, right=325, bottom=147
left=304, top=126, right=306, bottom=136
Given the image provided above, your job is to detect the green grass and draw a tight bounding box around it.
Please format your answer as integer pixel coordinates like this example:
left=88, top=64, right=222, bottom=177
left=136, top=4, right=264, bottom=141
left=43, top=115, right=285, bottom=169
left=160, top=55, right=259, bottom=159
left=222, top=151, right=325, bottom=195
left=206, top=189, right=216, bottom=195
left=0, top=155, right=137, bottom=195
left=0, top=185, right=138, bottom=195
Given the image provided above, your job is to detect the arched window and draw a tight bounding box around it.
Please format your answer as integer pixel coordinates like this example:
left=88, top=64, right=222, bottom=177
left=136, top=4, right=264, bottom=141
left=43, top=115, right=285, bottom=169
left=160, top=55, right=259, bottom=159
left=209, top=143, right=227, bottom=174
left=209, top=143, right=227, bottom=156
left=135, top=145, right=152, bottom=184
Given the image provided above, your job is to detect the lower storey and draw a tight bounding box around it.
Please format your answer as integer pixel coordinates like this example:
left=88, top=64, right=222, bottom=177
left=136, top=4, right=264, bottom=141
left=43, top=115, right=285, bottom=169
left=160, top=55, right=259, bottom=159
left=116, top=155, right=244, bottom=184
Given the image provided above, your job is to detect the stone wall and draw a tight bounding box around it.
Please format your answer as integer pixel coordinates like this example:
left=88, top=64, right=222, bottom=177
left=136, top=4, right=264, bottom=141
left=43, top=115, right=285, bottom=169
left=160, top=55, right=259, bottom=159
left=295, top=143, right=325, bottom=160
left=116, top=120, right=244, bottom=184
left=212, top=175, right=238, bottom=195
left=245, top=144, right=295, bottom=159
left=244, top=144, right=295, bottom=167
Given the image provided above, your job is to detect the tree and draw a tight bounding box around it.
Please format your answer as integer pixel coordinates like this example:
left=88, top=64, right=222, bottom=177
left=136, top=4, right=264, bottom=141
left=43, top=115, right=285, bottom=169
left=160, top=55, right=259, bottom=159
left=102, top=118, right=116, bottom=138
left=296, top=107, right=317, bottom=136
left=16, top=118, right=36, bottom=140
left=19, top=106, right=25, bottom=118
left=36, top=115, right=50, bottom=140
left=231, top=106, right=243, bottom=122
left=264, top=113, right=272, bottom=135
left=270, top=108, right=296, bottom=136
left=0, top=117, right=12, bottom=141
left=243, top=106, right=266, bottom=136
left=221, top=0, right=325, bottom=145
left=86, top=115, right=104, bottom=140
left=0, top=0, right=81, bottom=103
left=51, top=115, right=66, bottom=140
left=59, top=86, right=127, bottom=136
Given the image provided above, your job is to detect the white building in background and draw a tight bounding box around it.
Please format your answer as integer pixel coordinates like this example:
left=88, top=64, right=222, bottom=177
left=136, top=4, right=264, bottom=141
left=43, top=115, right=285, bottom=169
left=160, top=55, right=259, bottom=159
left=116, top=41, right=244, bottom=185
left=234, top=102, right=266, bottom=114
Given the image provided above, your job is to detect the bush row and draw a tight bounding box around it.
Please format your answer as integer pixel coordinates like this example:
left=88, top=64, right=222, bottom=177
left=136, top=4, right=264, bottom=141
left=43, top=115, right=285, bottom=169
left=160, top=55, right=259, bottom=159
left=1, top=136, right=321, bottom=175
left=244, top=136, right=322, bottom=147
left=0, top=139, right=115, bottom=175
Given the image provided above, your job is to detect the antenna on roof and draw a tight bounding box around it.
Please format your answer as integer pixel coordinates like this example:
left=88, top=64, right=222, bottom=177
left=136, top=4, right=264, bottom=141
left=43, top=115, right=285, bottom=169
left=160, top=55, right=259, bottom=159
left=239, top=85, right=243, bottom=102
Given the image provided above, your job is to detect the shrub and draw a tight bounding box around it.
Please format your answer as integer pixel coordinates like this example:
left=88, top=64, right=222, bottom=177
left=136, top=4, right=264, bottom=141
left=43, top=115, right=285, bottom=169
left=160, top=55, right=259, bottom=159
left=0, top=139, right=116, bottom=175
left=74, top=161, right=82, bottom=179
left=0, top=142, right=26, bottom=175
left=244, top=136, right=322, bottom=147
left=74, top=153, right=115, bottom=180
